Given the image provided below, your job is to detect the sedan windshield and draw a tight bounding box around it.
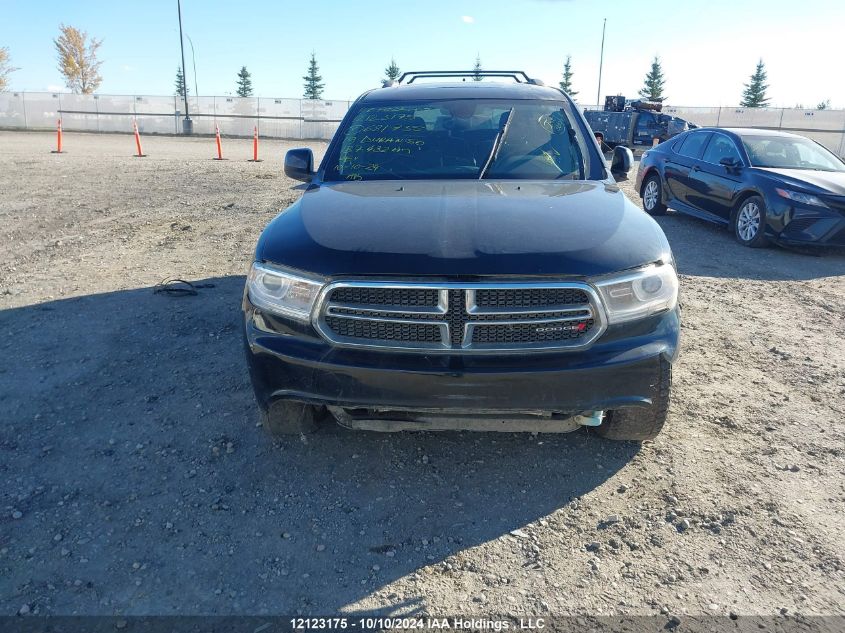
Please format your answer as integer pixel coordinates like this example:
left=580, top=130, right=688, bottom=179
left=741, top=135, right=844, bottom=172
left=323, top=99, right=589, bottom=181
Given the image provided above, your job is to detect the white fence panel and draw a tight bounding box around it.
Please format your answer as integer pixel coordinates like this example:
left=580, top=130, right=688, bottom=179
left=0, top=92, right=26, bottom=128
left=135, top=95, right=178, bottom=135
left=301, top=99, right=348, bottom=140
left=96, top=95, right=138, bottom=133
left=716, top=107, right=784, bottom=129
left=60, top=93, right=99, bottom=132
left=214, top=96, right=257, bottom=137
left=257, top=98, right=302, bottom=139
left=664, top=106, right=721, bottom=127
left=20, top=93, right=63, bottom=129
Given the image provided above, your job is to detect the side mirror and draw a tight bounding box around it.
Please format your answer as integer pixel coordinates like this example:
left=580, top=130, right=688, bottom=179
left=610, top=145, right=633, bottom=180
left=284, top=148, right=315, bottom=182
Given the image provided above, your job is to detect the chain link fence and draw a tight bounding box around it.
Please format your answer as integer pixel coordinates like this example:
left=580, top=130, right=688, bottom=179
left=0, top=92, right=351, bottom=140
left=2, top=92, right=844, bottom=156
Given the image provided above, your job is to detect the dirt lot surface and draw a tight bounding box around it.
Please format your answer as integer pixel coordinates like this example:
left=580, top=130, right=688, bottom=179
left=1, top=131, right=844, bottom=621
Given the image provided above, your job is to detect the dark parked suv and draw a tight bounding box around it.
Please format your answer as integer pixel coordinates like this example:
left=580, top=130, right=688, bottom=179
left=243, top=70, right=680, bottom=441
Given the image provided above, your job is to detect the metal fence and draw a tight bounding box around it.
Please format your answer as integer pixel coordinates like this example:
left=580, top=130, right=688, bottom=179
left=0, top=92, right=351, bottom=140
left=1, top=92, right=844, bottom=155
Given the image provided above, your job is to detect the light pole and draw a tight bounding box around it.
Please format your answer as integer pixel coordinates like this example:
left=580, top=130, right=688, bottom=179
left=186, top=34, right=199, bottom=98
left=177, top=0, right=192, bottom=134
left=596, top=18, right=606, bottom=109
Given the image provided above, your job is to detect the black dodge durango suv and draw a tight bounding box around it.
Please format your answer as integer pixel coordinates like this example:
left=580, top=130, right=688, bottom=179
left=243, top=70, right=680, bottom=441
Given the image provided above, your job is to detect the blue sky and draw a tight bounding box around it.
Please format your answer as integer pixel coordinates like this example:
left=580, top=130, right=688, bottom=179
left=2, top=0, right=843, bottom=107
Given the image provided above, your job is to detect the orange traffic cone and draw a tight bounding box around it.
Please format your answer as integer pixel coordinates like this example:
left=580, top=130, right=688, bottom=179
left=133, top=119, right=147, bottom=157
left=213, top=124, right=227, bottom=160
left=248, top=126, right=262, bottom=162
left=51, top=119, right=64, bottom=154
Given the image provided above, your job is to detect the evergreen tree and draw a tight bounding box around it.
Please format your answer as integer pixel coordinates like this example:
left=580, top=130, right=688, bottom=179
left=302, top=53, right=324, bottom=100
left=816, top=99, right=830, bottom=110
left=382, top=58, right=401, bottom=87
left=638, top=56, right=666, bottom=102
left=559, top=55, right=577, bottom=98
left=236, top=65, right=253, bottom=97
left=174, top=66, right=188, bottom=96
left=473, top=55, right=483, bottom=81
left=739, top=60, right=770, bottom=108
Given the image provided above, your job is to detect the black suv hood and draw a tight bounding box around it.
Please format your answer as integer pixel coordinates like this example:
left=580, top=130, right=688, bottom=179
left=257, top=181, right=671, bottom=278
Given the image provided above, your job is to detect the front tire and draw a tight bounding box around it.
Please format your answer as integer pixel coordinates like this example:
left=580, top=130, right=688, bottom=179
left=260, top=400, right=321, bottom=437
left=734, top=196, right=769, bottom=247
left=641, top=174, right=667, bottom=216
left=594, top=359, right=671, bottom=441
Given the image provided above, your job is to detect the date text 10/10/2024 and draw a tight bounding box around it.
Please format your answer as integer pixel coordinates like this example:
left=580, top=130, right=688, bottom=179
left=290, top=618, right=547, bottom=630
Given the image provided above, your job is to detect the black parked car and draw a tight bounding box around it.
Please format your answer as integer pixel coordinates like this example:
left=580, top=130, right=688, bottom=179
left=244, top=70, right=680, bottom=441
left=636, top=127, right=845, bottom=247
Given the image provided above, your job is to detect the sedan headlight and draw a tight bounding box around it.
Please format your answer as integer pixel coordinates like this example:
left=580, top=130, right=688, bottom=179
left=246, top=263, right=324, bottom=322
left=775, top=188, right=828, bottom=208
left=593, top=263, right=679, bottom=324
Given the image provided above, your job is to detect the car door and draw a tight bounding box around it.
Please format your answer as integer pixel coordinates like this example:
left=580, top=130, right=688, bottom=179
left=687, top=133, right=746, bottom=222
left=663, top=131, right=711, bottom=207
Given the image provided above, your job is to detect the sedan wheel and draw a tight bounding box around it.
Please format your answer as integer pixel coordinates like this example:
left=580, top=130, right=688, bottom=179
left=641, top=175, right=667, bottom=216
left=734, top=196, right=769, bottom=248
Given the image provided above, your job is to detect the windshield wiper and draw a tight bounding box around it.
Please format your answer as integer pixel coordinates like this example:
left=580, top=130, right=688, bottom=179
left=479, top=108, right=514, bottom=179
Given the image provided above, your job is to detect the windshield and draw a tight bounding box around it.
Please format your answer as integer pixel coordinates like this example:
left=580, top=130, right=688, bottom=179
left=323, top=99, right=589, bottom=181
left=741, top=135, right=844, bottom=171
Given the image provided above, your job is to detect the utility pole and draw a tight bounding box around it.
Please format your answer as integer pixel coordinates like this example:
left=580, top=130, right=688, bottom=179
left=177, top=0, right=192, bottom=134
left=187, top=34, right=199, bottom=98
left=596, top=18, right=606, bottom=108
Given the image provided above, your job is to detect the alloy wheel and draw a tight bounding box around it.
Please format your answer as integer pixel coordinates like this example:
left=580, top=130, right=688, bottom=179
left=737, top=202, right=761, bottom=242
left=643, top=180, right=659, bottom=210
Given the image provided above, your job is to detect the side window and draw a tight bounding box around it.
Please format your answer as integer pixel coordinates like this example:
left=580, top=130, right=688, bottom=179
left=702, top=135, right=742, bottom=165
left=677, top=132, right=711, bottom=159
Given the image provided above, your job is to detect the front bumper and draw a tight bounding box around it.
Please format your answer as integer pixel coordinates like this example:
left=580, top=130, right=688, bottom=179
left=768, top=195, right=845, bottom=246
left=243, top=301, right=680, bottom=415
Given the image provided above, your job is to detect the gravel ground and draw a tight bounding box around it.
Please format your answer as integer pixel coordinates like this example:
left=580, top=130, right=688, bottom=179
left=1, top=130, right=844, bottom=620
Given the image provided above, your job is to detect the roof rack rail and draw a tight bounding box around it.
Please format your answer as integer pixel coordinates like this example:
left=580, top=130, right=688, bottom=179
left=395, top=70, right=543, bottom=85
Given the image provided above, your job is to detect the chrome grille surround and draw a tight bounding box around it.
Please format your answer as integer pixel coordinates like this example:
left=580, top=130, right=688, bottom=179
left=312, top=281, right=607, bottom=353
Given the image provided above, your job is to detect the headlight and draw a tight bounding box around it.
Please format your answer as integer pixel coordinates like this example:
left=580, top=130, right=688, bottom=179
left=775, top=188, right=828, bottom=208
left=246, top=263, right=323, bottom=322
left=593, top=263, right=679, bottom=324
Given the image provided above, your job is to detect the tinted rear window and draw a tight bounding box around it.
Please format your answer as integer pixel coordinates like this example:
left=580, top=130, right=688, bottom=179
left=677, top=132, right=710, bottom=159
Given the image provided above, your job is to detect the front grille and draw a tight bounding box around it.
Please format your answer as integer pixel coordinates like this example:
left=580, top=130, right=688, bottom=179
left=316, top=282, right=605, bottom=352
left=325, top=317, right=443, bottom=343
left=330, top=286, right=439, bottom=307
left=474, top=287, right=589, bottom=308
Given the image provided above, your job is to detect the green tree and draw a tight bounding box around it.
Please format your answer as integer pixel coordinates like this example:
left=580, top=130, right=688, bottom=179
left=382, top=57, right=400, bottom=87
left=816, top=99, right=830, bottom=110
left=0, top=46, right=19, bottom=92
left=174, top=66, right=188, bottom=96
left=302, top=52, right=324, bottom=100
left=638, top=56, right=666, bottom=102
left=236, top=65, right=253, bottom=97
left=54, top=24, right=103, bottom=94
left=473, top=55, right=483, bottom=81
left=559, top=55, right=577, bottom=98
left=739, top=59, right=770, bottom=108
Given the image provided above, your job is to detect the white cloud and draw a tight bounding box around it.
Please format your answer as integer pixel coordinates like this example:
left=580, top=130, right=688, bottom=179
left=461, top=15, right=475, bottom=24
